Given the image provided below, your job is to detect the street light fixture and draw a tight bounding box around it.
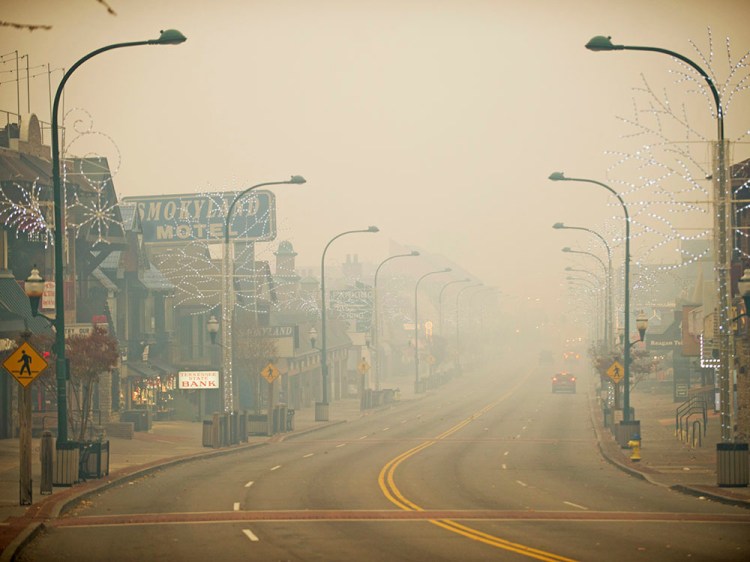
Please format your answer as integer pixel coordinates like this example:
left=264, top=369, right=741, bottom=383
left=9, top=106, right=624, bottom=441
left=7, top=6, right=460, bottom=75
left=554, top=222, right=614, bottom=350
left=206, top=315, right=219, bottom=345
left=317, top=226, right=379, bottom=420
left=24, top=266, right=45, bottom=317
left=635, top=311, right=649, bottom=343
left=372, top=251, right=420, bottom=390
left=413, top=268, right=451, bottom=393
left=48, top=30, right=186, bottom=444
left=551, top=172, right=638, bottom=427
left=220, top=175, right=306, bottom=412
left=585, top=34, right=737, bottom=450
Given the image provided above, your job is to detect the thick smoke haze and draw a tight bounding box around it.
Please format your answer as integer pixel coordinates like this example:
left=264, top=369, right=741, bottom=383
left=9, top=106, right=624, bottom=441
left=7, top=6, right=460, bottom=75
left=2, top=0, right=749, bottom=340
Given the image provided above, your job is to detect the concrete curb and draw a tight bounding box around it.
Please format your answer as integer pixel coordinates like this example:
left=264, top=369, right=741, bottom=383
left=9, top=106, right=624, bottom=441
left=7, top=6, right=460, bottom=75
left=586, top=383, right=750, bottom=508
left=0, top=440, right=268, bottom=562
left=1, top=417, right=352, bottom=561
left=670, top=484, right=750, bottom=510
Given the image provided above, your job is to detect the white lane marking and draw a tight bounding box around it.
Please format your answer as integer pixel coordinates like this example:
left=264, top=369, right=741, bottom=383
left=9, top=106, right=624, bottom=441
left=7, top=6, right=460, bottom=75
left=270, top=465, right=281, bottom=471
left=522, top=426, right=527, bottom=430
left=503, top=451, right=509, bottom=456
left=336, top=443, right=346, bottom=448
left=515, top=434, right=521, bottom=439
left=501, top=464, right=507, bottom=470
left=564, top=501, right=589, bottom=510
left=359, top=435, right=368, bottom=440
left=244, top=481, right=254, bottom=488
left=383, top=427, right=390, bottom=432
left=233, top=502, right=240, bottom=511
left=243, top=529, right=260, bottom=542
left=516, top=480, right=528, bottom=487
left=303, top=453, right=314, bottom=458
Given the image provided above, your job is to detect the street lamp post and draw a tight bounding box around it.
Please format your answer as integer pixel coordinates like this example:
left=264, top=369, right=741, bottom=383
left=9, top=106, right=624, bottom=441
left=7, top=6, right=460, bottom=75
left=413, top=268, right=451, bottom=393
left=317, top=226, right=379, bottom=421
left=438, top=278, right=471, bottom=337
left=567, top=275, right=602, bottom=342
left=551, top=173, right=637, bottom=425
left=455, top=283, right=483, bottom=374
left=220, top=176, right=306, bottom=412
left=372, top=251, right=420, bottom=390
left=585, top=34, right=735, bottom=446
left=554, top=222, right=614, bottom=350
left=49, top=30, right=186, bottom=444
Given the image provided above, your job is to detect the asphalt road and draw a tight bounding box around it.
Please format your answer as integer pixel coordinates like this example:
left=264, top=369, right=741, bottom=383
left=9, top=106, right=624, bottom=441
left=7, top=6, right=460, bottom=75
left=16, top=363, right=750, bottom=561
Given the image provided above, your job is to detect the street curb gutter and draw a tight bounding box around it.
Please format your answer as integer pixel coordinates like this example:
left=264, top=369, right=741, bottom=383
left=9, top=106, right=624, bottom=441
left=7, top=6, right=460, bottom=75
left=670, top=484, right=750, bottom=510
left=1, top=440, right=269, bottom=562
left=586, top=384, right=750, bottom=510
left=1, top=398, right=426, bottom=560
left=2, top=417, right=351, bottom=561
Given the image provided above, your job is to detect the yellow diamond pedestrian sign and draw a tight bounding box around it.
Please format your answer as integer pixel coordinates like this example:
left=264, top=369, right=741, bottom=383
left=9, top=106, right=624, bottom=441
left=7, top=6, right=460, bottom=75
left=3, top=342, right=48, bottom=387
left=607, top=360, right=624, bottom=384
left=261, top=362, right=280, bottom=384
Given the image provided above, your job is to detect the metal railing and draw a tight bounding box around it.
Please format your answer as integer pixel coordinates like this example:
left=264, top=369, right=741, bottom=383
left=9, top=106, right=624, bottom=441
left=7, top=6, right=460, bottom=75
left=675, top=394, right=708, bottom=446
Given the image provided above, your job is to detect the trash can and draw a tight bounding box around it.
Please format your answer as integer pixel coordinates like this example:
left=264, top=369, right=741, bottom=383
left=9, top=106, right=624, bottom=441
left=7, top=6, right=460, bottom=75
left=80, top=441, right=109, bottom=480
left=286, top=409, right=295, bottom=431
left=315, top=402, right=329, bottom=421
left=717, top=442, right=749, bottom=487
left=273, top=404, right=287, bottom=433
left=121, top=410, right=151, bottom=431
left=40, top=431, right=53, bottom=495
left=202, top=420, right=214, bottom=447
left=53, top=441, right=80, bottom=486
left=616, top=420, right=641, bottom=449
left=248, top=414, right=268, bottom=435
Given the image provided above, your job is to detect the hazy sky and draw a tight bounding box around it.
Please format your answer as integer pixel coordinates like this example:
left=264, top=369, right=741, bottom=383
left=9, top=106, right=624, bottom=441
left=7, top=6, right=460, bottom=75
left=2, top=0, right=749, bottom=330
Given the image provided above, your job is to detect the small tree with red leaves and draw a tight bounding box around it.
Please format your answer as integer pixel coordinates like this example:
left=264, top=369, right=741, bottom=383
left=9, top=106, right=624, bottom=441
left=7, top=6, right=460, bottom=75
left=66, top=326, right=119, bottom=441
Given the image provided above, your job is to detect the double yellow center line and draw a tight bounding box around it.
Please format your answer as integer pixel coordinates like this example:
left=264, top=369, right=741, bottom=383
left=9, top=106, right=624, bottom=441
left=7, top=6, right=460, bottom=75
left=377, top=382, right=577, bottom=562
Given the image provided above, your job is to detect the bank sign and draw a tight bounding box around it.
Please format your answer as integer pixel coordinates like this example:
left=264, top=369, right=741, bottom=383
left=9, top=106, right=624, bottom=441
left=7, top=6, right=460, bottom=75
left=124, top=191, right=276, bottom=244
left=179, top=371, right=220, bottom=389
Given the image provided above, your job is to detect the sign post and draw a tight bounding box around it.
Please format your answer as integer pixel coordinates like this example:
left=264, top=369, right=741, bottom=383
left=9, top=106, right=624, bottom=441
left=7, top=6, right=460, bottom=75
left=3, top=340, right=49, bottom=505
left=262, top=363, right=279, bottom=435
left=607, top=360, right=625, bottom=412
left=358, top=358, right=370, bottom=410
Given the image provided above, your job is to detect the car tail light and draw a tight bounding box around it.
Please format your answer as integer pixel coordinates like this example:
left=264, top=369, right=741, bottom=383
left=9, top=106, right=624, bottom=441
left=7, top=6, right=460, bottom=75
left=571, top=377, right=576, bottom=382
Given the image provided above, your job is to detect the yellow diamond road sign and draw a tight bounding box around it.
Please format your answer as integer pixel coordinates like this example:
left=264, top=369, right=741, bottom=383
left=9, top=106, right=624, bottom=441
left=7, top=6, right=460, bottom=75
left=358, top=359, right=370, bottom=374
left=607, top=360, right=625, bottom=384
left=3, top=342, right=48, bottom=387
left=261, top=362, right=280, bottom=384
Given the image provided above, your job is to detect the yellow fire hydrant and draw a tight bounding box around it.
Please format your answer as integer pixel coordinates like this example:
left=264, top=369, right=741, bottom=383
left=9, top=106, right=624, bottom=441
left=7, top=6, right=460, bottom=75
left=628, top=435, right=641, bottom=462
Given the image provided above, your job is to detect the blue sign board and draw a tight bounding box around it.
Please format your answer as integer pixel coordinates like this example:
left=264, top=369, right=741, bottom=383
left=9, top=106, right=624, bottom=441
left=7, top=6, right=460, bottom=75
left=123, top=191, right=276, bottom=244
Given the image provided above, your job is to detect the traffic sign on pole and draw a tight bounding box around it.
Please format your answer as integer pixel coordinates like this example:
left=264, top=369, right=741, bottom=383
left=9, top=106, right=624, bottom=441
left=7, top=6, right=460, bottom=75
left=3, top=342, right=48, bottom=387
left=261, top=362, right=280, bottom=384
left=607, top=360, right=624, bottom=384
left=358, top=358, right=370, bottom=374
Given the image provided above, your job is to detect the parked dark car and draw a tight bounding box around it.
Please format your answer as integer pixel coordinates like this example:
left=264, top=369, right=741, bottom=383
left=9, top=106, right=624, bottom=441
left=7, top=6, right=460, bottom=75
left=552, top=372, right=576, bottom=393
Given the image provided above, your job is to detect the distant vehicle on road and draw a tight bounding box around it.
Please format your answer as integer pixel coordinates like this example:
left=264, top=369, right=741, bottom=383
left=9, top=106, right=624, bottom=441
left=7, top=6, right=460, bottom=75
left=552, top=372, right=576, bottom=393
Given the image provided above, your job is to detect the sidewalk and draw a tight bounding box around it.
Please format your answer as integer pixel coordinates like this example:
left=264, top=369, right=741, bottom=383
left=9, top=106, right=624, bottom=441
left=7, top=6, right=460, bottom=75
left=0, top=387, right=415, bottom=560
left=591, top=386, right=750, bottom=507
